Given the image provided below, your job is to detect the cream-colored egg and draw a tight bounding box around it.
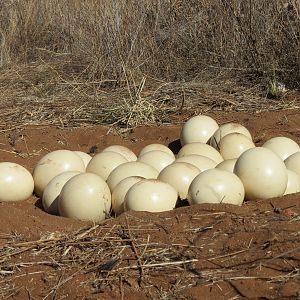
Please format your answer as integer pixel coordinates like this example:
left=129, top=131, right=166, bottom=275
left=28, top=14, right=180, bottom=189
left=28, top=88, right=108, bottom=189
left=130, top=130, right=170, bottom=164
left=219, top=133, right=255, bottom=160
left=124, top=179, right=177, bottom=212
left=0, top=162, right=34, bottom=202
left=106, top=161, right=159, bottom=191
left=210, top=123, right=252, bottom=149
left=234, top=147, right=288, bottom=200
left=285, top=152, right=300, bottom=177
left=158, top=162, right=200, bottom=200
left=58, top=173, right=111, bottom=222
left=86, top=151, right=128, bottom=180
left=73, top=151, right=92, bottom=168
left=284, top=169, right=300, bottom=195
left=177, top=142, right=223, bottom=164
left=175, top=155, right=217, bottom=171
left=187, top=169, right=245, bottom=205
left=42, top=171, right=81, bottom=215
left=111, top=176, right=144, bottom=215
left=180, top=115, right=219, bottom=145
left=263, top=136, right=300, bottom=160
left=139, top=144, right=174, bottom=158
left=102, top=145, right=137, bottom=161
left=216, top=159, right=237, bottom=173
left=138, top=150, right=175, bottom=172
left=33, top=150, right=85, bottom=197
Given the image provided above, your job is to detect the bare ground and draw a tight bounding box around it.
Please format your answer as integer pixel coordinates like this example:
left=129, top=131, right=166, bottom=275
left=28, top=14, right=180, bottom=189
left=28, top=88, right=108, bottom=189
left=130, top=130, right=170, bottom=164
left=0, top=107, right=299, bottom=299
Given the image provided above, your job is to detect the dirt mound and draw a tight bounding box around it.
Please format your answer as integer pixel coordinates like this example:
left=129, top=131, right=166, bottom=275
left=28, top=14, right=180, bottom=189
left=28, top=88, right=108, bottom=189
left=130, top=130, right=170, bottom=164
left=0, top=110, right=300, bottom=299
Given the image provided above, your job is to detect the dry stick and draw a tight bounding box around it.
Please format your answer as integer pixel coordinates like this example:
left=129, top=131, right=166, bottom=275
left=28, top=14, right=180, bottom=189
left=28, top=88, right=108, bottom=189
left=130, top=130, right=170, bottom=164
left=264, top=246, right=300, bottom=263
left=63, top=224, right=99, bottom=256
left=217, top=97, right=238, bottom=106
left=136, top=76, right=146, bottom=99
left=141, top=259, right=198, bottom=268
left=13, top=237, right=62, bottom=247
left=57, top=80, right=118, bottom=86
left=12, top=271, right=45, bottom=279
left=0, top=149, right=20, bottom=155
left=5, top=261, right=62, bottom=268
left=125, top=216, right=144, bottom=286
left=192, top=212, right=226, bottom=218
left=151, top=81, right=175, bottom=96
left=140, top=235, right=150, bottom=258
left=62, top=239, right=132, bottom=247
left=111, top=259, right=199, bottom=273
left=227, top=271, right=300, bottom=282
left=121, top=63, right=133, bottom=105
left=0, top=270, right=13, bottom=275
left=207, top=249, right=249, bottom=261
left=22, top=135, right=31, bottom=157
left=50, top=272, right=65, bottom=300
left=0, top=246, right=36, bottom=262
left=179, top=87, right=185, bottom=114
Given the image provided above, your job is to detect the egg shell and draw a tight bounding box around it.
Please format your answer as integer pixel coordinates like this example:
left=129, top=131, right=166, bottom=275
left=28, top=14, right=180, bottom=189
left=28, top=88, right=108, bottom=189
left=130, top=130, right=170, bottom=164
left=0, top=162, right=34, bottom=202
left=42, top=171, right=81, bottom=215
left=139, top=144, right=174, bottom=158
left=219, top=133, right=255, bottom=160
left=175, top=155, right=217, bottom=171
left=180, top=115, right=219, bottom=145
left=158, top=162, right=200, bottom=200
left=263, top=136, right=300, bottom=160
left=58, top=173, right=111, bottom=222
left=86, top=151, right=128, bottom=180
left=234, top=147, right=288, bottom=200
left=124, top=179, right=178, bottom=212
left=284, top=169, right=300, bottom=195
left=106, top=161, right=159, bottom=191
left=111, top=176, right=144, bottom=215
left=210, top=123, right=252, bottom=149
left=285, top=152, right=300, bottom=178
left=73, top=151, right=92, bottom=168
left=177, top=142, right=223, bottom=164
left=33, top=150, right=85, bottom=197
left=187, top=169, right=245, bottom=205
left=138, top=150, right=175, bottom=172
left=216, top=159, right=237, bottom=173
left=102, top=145, right=137, bottom=161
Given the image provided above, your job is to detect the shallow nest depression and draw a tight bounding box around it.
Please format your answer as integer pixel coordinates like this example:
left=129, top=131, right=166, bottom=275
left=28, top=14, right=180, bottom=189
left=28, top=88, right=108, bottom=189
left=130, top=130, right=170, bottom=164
left=0, top=199, right=300, bottom=299
left=0, top=62, right=299, bottom=131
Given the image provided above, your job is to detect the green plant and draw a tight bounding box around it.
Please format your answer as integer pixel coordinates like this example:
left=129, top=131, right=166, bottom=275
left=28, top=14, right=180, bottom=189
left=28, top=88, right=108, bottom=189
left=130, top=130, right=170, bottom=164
left=267, top=71, right=287, bottom=99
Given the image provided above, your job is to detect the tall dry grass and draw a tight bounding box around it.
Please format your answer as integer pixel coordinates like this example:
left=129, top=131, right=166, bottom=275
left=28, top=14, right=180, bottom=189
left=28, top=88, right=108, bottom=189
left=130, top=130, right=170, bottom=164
left=0, top=0, right=299, bottom=87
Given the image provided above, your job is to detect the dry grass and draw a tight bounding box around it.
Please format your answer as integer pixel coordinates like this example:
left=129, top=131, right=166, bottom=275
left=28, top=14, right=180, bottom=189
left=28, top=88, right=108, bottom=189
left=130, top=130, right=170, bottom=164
left=0, top=61, right=299, bottom=131
left=0, top=0, right=299, bottom=129
left=0, top=211, right=299, bottom=298
left=1, top=0, right=299, bottom=84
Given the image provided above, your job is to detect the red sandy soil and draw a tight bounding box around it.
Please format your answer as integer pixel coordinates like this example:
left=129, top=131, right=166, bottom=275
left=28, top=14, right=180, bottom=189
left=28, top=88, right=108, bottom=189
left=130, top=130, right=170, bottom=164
left=0, top=110, right=299, bottom=299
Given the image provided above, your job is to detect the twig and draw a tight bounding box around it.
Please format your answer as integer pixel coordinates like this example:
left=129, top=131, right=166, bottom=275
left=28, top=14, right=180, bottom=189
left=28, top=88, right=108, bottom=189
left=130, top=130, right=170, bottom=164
left=265, top=246, right=300, bottom=263
left=110, top=259, right=199, bottom=273
left=207, top=249, right=249, bottom=261
left=125, top=216, right=144, bottom=286
left=192, top=212, right=226, bottom=218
